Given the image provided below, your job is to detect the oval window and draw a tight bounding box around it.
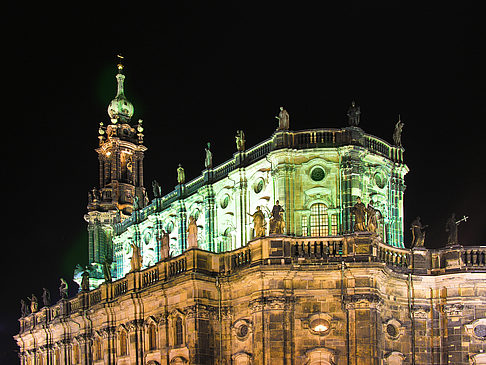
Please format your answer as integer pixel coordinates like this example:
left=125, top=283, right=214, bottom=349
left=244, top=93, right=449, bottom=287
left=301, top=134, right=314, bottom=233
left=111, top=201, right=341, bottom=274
left=254, top=179, right=264, bottom=193
left=374, top=172, right=386, bottom=189
left=310, top=167, right=325, bottom=182
left=220, top=194, right=230, bottom=209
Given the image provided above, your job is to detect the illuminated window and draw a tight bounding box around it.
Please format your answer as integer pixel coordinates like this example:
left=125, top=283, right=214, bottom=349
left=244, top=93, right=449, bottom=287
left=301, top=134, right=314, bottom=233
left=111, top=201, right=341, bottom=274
left=119, top=331, right=128, bottom=356
left=302, top=215, right=308, bottom=236
left=310, top=204, right=328, bottom=236
left=148, top=324, right=157, bottom=350
left=330, top=214, right=338, bottom=235
left=175, top=317, right=183, bottom=346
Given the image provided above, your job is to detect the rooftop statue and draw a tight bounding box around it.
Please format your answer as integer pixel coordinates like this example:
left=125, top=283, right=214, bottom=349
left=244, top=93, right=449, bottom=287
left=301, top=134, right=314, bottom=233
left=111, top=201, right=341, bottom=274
left=20, top=299, right=29, bottom=317
left=366, top=200, right=381, bottom=233
left=446, top=213, right=468, bottom=246
left=133, top=196, right=141, bottom=211
left=410, top=216, right=427, bottom=248
left=269, top=200, right=285, bottom=234
left=129, top=242, right=143, bottom=272
left=29, top=294, right=38, bottom=314
left=236, top=130, right=245, bottom=152
left=347, top=101, right=361, bottom=127
left=187, top=216, right=198, bottom=248
left=177, top=164, right=185, bottom=184
left=205, top=142, right=213, bottom=169
left=248, top=206, right=266, bottom=238
left=59, top=278, right=68, bottom=299
left=393, top=116, right=404, bottom=147
left=276, top=107, right=290, bottom=130
left=42, top=288, right=51, bottom=307
left=152, top=180, right=162, bottom=198
left=81, top=270, right=90, bottom=292
left=351, top=197, right=367, bottom=231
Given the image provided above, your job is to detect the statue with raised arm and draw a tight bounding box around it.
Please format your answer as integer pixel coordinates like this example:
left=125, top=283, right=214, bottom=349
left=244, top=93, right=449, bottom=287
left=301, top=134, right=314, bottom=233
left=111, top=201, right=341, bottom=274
left=187, top=216, right=198, bottom=248
left=446, top=213, right=468, bottom=246
left=351, top=197, right=367, bottom=231
left=393, top=116, right=404, bottom=147
left=59, top=278, right=68, bottom=299
left=236, top=130, right=245, bottom=152
left=411, top=216, right=427, bottom=248
left=205, top=142, right=213, bottom=169
left=42, top=288, right=51, bottom=307
left=152, top=180, right=162, bottom=198
left=248, top=206, right=266, bottom=238
left=269, top=200, right=285, bottom=234
left=130, top=242, right=142, bottom=272
left=29, top=294, right=38, bottom=313
left=21, top=299, right=29, bottom=317
left=177, top=164, right=185, bottom=184
left=347, top=101, right=361, bottom=126
left=276, top=107, right=290, bottom=130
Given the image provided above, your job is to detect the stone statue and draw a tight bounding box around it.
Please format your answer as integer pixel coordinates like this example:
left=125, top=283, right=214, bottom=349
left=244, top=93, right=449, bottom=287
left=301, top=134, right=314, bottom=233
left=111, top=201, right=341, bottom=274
left=347, top=101, right=361, bottom=126
left=366, top=200, right=380, bottom=233
left=269, top=200, right=285, bottom=234
left=133, top=196, right=141, bottom=211
left=393, top=116, right=404, bottom=147
left=81, top=270, right=90, bottom=292
left=248, top=206, right=266, bottom=238
left=411, top=216, right=427, bottom=248
left=21, top=299, right=29, bottom=317
left=161, top=229, right=170, bottom=259
left=130, top=242, right=143, bottom=272
left=236, top=130, right=245, bottom=152
left=276, top=107, right=290, bottom=130
left=29, top=294, right=38, bottom=313
left=177, top=164, right=185, bottom=184
left=187, top=216, right=198, bottom=248
left=42, top=288, right=51, bottom=307
left=205, top=142, right=213, bottom=169
left=59, top=278, right=68, bottom=299
left=152, top=180, right=162, bottom=198
left=102, top=258, right=112, bottom=283
left=446, top=213, right=468, bottom=246
left=351, top=197, right=367, bottom=231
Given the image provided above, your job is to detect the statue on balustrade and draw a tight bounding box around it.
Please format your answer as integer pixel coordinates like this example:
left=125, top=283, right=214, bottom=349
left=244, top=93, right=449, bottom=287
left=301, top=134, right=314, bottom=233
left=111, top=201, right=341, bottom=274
left=102, top=258, right=112, bottom=283
left=59, top=278, right=68, bottom=299
left=347, top=101, right=361, bottom=126
left=205, top=142, right=213, bottom=169
left=393, top=115, right=404, bottom=147
left=276, top=107, right=290, bottom=130
left=133, top=196, right=141, bottom=211
left=270, top=200, right=285, bottom=234
left=248, top=206, right=266, bottom=238
left=236, top=130, right=245, bottom=151
left=446, top=213, right=468, bottom=246
left=20, top=299, right=29, bottom=317
left=410, top=216, right=427, bottom=248
left=161, top=229, right=170, bottom=259
left=366, top=200, right=381, bottom=233
left=152, top=180, right=162, bottom=198
left=42, top=288, right=51, bottom=307
left=187, top=216, right=198, bottom=248
left=130, top=242, right=143, bottom=272
left=29, top=294, right=38, bottom=313
left=177, top=164, right=185, bottom=184
left=351, top=197, right=367, bottom=231
left=81, top=270, right=90, bottom=292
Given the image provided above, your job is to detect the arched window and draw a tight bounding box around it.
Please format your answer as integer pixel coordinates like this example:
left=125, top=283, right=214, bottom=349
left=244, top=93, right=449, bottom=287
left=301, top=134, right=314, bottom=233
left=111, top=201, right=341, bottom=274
left=148, top=323, right=157, bottom=350
left=119, top=330, right=128, bottom=356
left=175, top=316, right=183, bottom=346
left=310, top=203, right=328, bottom=236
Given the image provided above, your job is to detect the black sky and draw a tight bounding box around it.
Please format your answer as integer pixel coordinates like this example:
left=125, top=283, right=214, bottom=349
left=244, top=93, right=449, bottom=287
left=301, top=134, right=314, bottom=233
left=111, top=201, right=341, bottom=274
left=2, top=2, right=485, bottom=362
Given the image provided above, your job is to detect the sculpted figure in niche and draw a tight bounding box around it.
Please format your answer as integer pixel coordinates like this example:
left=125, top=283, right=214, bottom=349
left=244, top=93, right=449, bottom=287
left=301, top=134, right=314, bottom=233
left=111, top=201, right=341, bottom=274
left=351, top=197, right=367, bottom=231
left=42, top=288, right=51, bottom=307
left=177, top=164, right=185, bottom=184
left=410, top=216, right=427, bottom=247
left=235, top=130, right=245, bottom=151
left=270, top=200, right=285, bottom=234
left=160, top=229, right=170, bottom=259
left=59, top=278, right=68, bottom=299
left=248, top=206, right=266, bottom=238
left=276, top=107, right=290, bottom=130
left=187, top=216, right=198, bottom=248
left=130, top=242, right=143, bottom=272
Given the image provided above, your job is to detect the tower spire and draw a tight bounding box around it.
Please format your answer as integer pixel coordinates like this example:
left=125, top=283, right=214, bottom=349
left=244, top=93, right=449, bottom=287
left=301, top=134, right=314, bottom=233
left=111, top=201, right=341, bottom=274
left=107, top=55, right=134, bottom=123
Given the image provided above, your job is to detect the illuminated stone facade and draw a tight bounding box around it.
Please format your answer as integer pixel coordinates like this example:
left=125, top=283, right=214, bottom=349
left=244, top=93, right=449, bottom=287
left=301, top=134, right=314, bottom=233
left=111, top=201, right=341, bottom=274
left=15, top=66, right=486, bottom=364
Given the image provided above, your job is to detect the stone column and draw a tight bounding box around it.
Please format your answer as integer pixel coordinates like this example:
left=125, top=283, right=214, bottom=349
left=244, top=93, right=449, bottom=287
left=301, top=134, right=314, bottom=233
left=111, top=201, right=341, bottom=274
left=340, top=150, right=364, bottom=234
left=176, top=200, right=187, bottom=253
left=230, top=169, right=248, bottom=248
left=201, top=185, right=216, bottom=252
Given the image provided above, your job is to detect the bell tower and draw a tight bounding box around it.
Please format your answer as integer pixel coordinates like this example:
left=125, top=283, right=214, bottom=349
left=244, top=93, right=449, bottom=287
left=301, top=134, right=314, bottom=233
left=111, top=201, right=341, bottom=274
left=84, top=58, right=147, bottom=285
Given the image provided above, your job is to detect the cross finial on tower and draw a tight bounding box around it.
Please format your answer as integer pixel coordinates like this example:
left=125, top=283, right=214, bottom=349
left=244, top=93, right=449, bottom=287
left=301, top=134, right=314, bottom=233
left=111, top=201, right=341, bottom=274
left=117, top=54, right=124, bottom=72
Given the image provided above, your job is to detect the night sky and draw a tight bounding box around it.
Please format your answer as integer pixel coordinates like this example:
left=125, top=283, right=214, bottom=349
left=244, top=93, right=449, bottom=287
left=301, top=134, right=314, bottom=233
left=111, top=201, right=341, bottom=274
left=2, top=2, right=485, bottom=362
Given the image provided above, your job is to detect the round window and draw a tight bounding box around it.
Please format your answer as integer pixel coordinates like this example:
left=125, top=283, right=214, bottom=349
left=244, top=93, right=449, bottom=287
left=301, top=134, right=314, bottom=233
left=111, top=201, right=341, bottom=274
left=237, top=324, right=249, bottom=338
left=374, top=172, right=386, bottom=189
left=474, top=324, right=486, bottom=338
left=165, top=221, right=174, bottom=234
left=310, top=167, right=325, bottom=182
left=220, top=194, right=230, bottom=209
left=386, top=323, right=398, bottom=338
left=254, top=179, right=264, bottom=193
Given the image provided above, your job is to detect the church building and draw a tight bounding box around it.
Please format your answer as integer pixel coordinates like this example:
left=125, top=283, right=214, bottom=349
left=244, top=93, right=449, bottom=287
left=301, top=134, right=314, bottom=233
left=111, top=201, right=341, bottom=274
left=15, top=62, right=486, bottom=365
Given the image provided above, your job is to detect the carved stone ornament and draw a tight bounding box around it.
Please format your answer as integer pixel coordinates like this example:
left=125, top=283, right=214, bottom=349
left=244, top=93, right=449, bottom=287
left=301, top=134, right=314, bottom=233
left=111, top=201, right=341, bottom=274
left=465, top=318, right=486, bottom=341
left=231, top=318, right=252, bottom=341
left=301, top=312, right=334, bottom=337
left=383, top=318, right=404, bottom=340
left=442, top=303, right=464, bottom=316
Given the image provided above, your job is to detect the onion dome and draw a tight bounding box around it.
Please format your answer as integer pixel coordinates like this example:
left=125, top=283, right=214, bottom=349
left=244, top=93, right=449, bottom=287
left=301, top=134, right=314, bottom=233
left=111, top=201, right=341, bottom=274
left=107, top=60, right=134, bottom=123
